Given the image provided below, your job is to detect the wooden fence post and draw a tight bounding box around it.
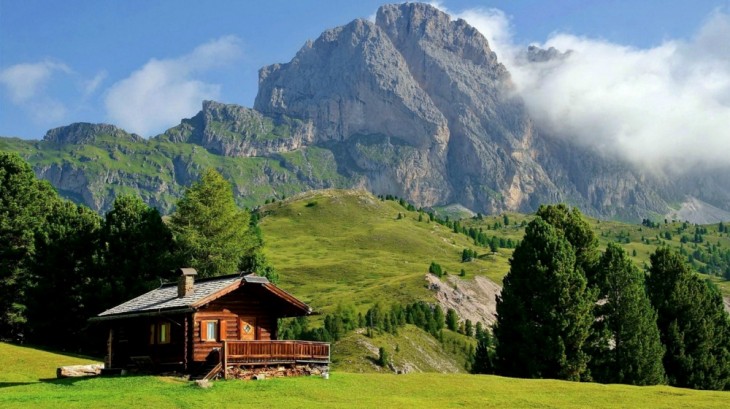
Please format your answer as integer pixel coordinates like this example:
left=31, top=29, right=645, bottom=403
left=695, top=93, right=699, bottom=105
left=222, top=340, right=228, bottom=380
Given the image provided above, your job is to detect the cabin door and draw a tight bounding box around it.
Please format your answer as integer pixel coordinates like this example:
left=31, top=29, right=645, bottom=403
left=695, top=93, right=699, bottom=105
left=239, top=317, right=257, bottom=340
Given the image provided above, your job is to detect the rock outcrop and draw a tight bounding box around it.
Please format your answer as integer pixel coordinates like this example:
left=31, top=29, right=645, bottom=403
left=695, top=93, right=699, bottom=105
left=44, top=123, right=142, bottom=144
left=160, top=100, right=315, bottom=157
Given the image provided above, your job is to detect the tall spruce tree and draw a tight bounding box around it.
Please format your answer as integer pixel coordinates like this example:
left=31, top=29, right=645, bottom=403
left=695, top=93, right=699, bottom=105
left=95, top=195, right=176, bottom=309
left=646, top=248, right=730, bottom=390
left=494, top=217, right=594, bottom=381
left=472, top=329, right=495, bottom=374
left=588, top=243, right=665, bottom=385
left=0, top=152, right=60, bottom=340
left=26, top=200, right=102, bottom=349
left=535, top=204, right=599, bottom=280
left=169, top=169, right=258, bottom=278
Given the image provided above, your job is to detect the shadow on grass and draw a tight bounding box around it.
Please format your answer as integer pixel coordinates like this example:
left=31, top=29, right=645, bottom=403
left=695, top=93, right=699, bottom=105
left=0, top=382, right=37, bottom=388
left=37, top=372, right=167, bottom=387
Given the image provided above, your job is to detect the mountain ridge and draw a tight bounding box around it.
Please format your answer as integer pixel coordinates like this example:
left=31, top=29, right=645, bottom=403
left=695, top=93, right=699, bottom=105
left=1, top=2, right=729, bottom=222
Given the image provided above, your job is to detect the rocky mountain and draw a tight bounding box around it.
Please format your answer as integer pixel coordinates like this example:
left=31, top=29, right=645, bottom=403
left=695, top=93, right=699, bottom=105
left=1, top=2, right=728, bottom=221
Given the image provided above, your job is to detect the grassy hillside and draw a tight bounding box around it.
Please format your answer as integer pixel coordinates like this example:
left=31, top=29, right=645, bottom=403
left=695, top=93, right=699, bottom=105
left=258, top=190, right=514, bottom=314
left=0, top=136, right=349, bottom=213
left=1, top=342, right=728, bottom=409
left=332, top=325, right=473, bottom=373
left=260, top=190, right=730, bottom=319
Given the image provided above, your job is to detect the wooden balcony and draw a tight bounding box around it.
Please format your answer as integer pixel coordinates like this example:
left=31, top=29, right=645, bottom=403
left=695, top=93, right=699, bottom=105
left=222, top=340, right=330, bottom=367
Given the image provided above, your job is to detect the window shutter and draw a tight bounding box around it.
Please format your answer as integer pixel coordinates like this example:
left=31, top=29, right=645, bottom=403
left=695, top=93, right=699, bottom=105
left=200, top=321, right=208, bottom=341
left=219, top=319, right=227, bottom=341
left=149, top=324, right=155, bottom=345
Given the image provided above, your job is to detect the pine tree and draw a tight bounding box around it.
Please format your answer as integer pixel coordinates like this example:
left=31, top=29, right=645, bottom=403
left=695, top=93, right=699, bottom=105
left=26, top=200, right=102, bottom=348
left=0, top=152, right=59, bottom=339
left=472, top=330, right=495, bottom=374
left=429, top=261, right=443, bottom=277
left=446, top=308, right=459, bottom=331
left=169, top=169, right=258, bottom=278
left=494, top=217, right=594, bottom=381
left=535, top=204, right=599, bottom=280
left=588, top=243, right=665, bottom=385
left=465, top=319, right=474, bottom=337
left=646, top=248, right=730, bottom=390
left=96, top=194, right=175, bottom=308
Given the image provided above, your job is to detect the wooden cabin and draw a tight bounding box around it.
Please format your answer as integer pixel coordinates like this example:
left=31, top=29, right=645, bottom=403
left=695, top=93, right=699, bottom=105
left=90, top=268, right=329, bottom=379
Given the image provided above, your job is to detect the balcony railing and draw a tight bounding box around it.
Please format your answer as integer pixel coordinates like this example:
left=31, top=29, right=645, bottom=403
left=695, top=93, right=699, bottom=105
left=221, top=340, right=330, bottom=373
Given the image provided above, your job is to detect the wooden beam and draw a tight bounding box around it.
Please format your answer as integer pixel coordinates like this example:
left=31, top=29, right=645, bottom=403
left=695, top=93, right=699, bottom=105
left=183, top=315, right=188, bottom=371
left=106, top=328, right=113, bottom=369
left=223, top=340, right=228, bottom=380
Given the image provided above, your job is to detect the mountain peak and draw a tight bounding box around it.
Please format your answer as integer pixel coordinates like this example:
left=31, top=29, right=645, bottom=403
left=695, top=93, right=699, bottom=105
left=375, top=2, right=503, bottom=71
left=43, top=123, right=142, bottom=144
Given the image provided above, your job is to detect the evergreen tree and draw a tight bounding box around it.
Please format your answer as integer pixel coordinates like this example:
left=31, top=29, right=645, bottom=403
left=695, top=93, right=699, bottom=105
left=169, top=169, right=259, bottom=277
left=95, top=195, right=175, bottom=309
left=239, top=251, right=280, bottom=284
left=377, top=346, right=390, bottom=367
left=465, top=319, right=474, bottom=337
left=0, top=152, right=59, bottom=340
left=494, top=217, right=594, bottom=381
left=536, top=204, right=599, bottom=280
left=432, top=305, right=446, bottom=332
left=472, top=329, right=495, bottom=374
left=646, top=248, right=730, bottom=390
left=446, top=308, right=459, bottom=331
left=475, top=322, right=485, bottom=340
left=429, top=261, right=443, bottom=277
left=588, top=243, right=665, bottom=385
left=26, top=200, right=102, bottom=348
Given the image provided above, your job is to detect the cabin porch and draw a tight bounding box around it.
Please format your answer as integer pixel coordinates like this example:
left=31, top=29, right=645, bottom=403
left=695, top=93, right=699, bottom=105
left=203, top=340, right=330, bottom=380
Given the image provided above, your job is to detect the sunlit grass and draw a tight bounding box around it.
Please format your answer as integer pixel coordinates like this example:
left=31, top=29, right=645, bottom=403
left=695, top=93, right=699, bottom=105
left=1, top=342, right=728, bottom=409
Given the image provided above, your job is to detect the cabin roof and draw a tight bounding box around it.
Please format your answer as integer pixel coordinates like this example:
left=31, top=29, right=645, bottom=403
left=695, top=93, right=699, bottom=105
left=92, top=274, right=312, bottom=321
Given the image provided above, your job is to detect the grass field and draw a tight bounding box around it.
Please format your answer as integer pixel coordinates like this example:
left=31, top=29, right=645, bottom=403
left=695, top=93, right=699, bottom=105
left=259, top=190, right=515, bottom=315
left=1, top=342, right=728, bottom=409
left=260, top=189, right=730, bottom=320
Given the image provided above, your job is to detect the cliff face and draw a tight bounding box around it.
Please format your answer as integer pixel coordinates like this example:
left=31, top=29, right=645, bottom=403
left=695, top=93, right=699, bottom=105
left=2, top=2, right=728, bottom=220
left=252, top=2, right=675, bottom=217
left=160, top=100, right=315, bottom=157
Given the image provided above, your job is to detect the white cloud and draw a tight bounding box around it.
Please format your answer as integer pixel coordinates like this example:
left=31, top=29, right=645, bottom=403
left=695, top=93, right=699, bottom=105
left=438, top=5, right=730, bottom=171
left=83, top=70, right=107, bottom=97
left=0, top=60, right=71, bottom=104
left=0, top=60, right=110, bottom=127
left=104, top=36, right=242, bottom=137
left=0, top=61, right=71, bottom=123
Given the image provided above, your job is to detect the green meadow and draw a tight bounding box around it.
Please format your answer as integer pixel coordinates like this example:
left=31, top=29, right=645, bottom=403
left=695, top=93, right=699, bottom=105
left=1, top=342, right=728, bottom=409
left=260, top=189, right=730, bottom=318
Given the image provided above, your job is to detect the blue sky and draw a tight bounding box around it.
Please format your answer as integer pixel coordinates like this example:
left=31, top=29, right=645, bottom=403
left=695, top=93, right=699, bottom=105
left=1, top=0, right=729, bottom=153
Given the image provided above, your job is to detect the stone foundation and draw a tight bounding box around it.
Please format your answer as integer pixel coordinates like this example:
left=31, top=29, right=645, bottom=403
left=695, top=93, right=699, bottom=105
left=225, top=363, right=329, bottom=380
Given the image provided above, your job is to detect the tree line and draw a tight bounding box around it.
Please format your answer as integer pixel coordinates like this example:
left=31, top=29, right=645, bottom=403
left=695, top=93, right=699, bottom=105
left=379, top=194, right=518, bottom=251
left=0, top=152, right=275, bottom=350
left=490, top=204, right=730, bottom=390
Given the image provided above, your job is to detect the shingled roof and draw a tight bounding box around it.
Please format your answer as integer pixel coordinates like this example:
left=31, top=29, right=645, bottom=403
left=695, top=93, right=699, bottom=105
left=91, top=273, right=312, bottom=321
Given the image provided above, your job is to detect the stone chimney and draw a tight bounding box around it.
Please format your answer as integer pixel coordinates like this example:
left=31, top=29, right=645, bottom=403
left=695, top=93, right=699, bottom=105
left=177, top=268, right=197, bottom=298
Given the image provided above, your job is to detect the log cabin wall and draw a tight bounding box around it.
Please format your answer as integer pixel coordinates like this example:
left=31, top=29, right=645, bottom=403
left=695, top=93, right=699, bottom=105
left=191, top=284, right=280, bottom=363
left=109, top=315, right=186, bottom=368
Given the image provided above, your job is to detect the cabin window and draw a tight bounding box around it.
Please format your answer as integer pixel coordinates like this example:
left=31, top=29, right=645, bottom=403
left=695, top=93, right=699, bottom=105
left=206, top=321, right=217, bottom=340
left=149, top=322, right=171, bottom=345
left=200, top=319, right=227, bottom=341
left=201, top=320, right=218, bottom=341
left=158, top=322, right=171, bottom=344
